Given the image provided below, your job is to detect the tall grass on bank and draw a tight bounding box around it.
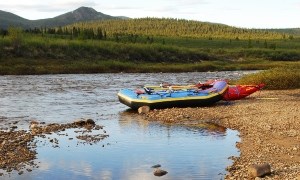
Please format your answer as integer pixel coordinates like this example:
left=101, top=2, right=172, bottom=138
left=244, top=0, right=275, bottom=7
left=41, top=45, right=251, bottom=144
left=236, top=67, right=300, bottom=89
left=1, top=34, right=300, bottom=62
left=1, top=58, right=299, bottom=75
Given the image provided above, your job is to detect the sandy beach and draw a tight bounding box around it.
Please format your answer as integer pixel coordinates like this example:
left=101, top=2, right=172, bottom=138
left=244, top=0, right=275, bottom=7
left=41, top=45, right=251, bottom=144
left=146, top=89, right=300, bottom=179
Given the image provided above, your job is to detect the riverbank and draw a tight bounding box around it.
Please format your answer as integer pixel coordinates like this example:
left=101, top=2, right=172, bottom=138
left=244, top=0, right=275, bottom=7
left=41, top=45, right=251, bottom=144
left=1, top=58, right=299, bottom=75
left=0, top=119, right=108, bottom=176
left=145, top=89, right=300, bottom=179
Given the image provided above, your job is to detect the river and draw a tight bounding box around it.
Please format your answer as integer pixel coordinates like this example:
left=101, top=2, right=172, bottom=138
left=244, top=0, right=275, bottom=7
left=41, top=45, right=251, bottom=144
left=0, top=71, right=256, bottom=179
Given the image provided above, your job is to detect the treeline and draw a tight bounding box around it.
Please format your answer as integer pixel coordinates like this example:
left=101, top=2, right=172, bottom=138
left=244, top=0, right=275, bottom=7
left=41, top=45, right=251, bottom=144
left=0, top=18, right=292, bottom=42
left=261, top=28, right=300, bottom=36
left=1, top=18, right=288, bottom=40
left=66, top=18, right=287, bottom=40
left=0, top=26, right=158, bottom=45
left=1, top=25, right=299, bottom=65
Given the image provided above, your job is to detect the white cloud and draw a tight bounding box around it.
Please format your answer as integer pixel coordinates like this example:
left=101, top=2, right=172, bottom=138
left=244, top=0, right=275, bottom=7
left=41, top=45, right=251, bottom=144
left=0, top=0, right=96, bottom=13
left=0, top=0, right=299, bottom=28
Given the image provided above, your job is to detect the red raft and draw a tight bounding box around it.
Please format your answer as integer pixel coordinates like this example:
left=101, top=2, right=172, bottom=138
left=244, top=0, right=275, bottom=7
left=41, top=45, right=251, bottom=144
left=223, top=84, right=265, bottom=101
left=195, top=80, right=265, bottom=101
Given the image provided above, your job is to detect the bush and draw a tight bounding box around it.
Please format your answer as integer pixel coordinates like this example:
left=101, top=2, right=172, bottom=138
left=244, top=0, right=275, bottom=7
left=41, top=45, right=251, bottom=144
left=236, top=68, right=300, bottom=89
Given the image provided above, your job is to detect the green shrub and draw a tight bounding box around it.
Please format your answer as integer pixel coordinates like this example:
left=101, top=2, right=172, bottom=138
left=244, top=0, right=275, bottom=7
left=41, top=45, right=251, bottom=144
left=237, top=67, right=300, bottom=89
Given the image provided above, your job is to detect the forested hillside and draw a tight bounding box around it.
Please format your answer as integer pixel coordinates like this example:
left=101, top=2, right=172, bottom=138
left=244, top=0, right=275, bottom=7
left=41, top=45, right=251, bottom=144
left=262, top=28, right=300, bottom=36
left=65, top=18, right=287, bottom=40
left=0, top=16, right=299, bottom=75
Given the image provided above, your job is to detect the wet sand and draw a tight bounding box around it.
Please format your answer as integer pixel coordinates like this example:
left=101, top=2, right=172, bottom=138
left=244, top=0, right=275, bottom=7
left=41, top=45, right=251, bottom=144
left=146, top=89, right=300, bottom=179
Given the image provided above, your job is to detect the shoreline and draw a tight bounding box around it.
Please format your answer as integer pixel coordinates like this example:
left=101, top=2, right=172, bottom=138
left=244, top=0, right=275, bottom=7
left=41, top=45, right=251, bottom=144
left=146, top=89, right=300, bottom=179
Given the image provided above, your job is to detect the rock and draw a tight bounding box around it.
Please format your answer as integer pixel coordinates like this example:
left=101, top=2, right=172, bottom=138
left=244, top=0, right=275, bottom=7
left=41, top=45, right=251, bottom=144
left=74, top=119, right=85, bottom=126
left=95, top=125, right=103, bottom=130
left=151, top=164, right=161, bottom=168
left=29, top=120, right=40, bottom=129
left=0, top=140, right=8, bottom=149
left=11, top=126, right=18, bottom=129
left=248, top=163, right=271, bottom=177
left=85, top=119, right=95, bottom=125
left=30, top=120, right=39, bottom=125
left=30, top=123, right=38, bottom=129
left=138, top=106, right=150, bottom=114
left=153, top=169, right=168, bottom=176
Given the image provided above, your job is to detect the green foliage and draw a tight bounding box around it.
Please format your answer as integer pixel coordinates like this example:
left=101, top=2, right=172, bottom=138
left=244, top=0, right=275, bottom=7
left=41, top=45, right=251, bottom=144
left=0, top=58, right=299, bottom=75
left=66, top=18, right=286, bottom=40
left=262, top=28, right=300, bottom=36
left=7, top=27, right=23, bottom=51
left=236, top=67, right=300, bottom=89
left=0, top=18, right=300, bottom=76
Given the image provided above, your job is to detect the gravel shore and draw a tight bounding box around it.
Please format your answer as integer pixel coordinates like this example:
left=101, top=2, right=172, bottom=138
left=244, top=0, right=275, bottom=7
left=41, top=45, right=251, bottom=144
left=0, top=119, right=108, bottom=176
left=146, top=89, right=300, bottom=179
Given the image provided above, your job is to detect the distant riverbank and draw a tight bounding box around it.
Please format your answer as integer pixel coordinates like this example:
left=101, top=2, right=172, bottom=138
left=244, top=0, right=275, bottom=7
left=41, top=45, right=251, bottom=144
left=0, top=58, right=299, bottom=75
left=1, top=30, right=300, bottom=75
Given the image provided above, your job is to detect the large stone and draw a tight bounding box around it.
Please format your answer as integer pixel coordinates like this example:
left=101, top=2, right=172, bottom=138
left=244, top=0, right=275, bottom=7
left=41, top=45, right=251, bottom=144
left=153, top=169, right=168, bottom=177
left=74, top=119, right=85, bottom=126
left=85, top=119, right=95, bottom=125
left=138, top=106, right=150, bottom=114
left=248, top=163, right=271, bottom=177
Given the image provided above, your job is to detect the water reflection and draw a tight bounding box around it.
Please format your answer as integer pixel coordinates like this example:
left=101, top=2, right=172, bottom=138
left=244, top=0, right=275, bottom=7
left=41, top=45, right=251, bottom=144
left=0, top=72, right=247, bottom=179
left=7, top=111, right=238, bottom=180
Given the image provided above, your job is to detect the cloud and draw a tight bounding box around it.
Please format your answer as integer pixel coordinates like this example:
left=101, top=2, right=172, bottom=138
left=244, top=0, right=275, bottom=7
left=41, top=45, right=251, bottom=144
left=0, top=0, right=96, bottom=13
left=51, top=0, right=96, bottom=10
left=176, top=0, right=209, bottom=6
left=97, top=4, right=139, bottom=11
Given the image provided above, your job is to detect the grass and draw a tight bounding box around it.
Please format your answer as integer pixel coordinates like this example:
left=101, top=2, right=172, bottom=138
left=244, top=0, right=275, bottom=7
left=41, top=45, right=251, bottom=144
left=0, top=58, right=299, bottom=75
left=0, top=33, right=300, bottom=75
left=236, top=67, right=300, bottom=89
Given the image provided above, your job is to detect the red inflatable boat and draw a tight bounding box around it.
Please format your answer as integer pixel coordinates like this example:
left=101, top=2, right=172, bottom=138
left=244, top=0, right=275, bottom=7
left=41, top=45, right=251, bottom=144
left=223, top=84, right=265, bottom=101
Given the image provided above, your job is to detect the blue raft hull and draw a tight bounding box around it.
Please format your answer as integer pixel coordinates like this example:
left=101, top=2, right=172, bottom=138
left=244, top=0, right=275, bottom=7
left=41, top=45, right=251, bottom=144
left=118, top=81, right=228, bottom=109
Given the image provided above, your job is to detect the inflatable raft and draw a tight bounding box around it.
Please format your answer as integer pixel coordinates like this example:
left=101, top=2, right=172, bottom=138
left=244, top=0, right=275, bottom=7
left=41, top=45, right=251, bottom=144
left=144, top=80, right=264, bottom=101
left=223, top=84, right=265, bottom=101
left=118, top=80, right=228, bottom=109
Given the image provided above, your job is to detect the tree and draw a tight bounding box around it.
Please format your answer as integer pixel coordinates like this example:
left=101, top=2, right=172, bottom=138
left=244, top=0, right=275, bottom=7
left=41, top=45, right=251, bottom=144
left=8, top=27, right=23, bottom=53
left=247, top=39, right=252, bottom=48
left=264, top=40, right=268, bottom=48
left=0, top=29, right=8, bottom=38
left=97, top=28, right=103, bottom=40
left=269, top=43, right=276, bottom=50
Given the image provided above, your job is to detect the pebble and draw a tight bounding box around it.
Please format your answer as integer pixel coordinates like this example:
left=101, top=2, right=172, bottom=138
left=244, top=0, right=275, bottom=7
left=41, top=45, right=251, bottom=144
left=151, top=164, right=161, bottom=168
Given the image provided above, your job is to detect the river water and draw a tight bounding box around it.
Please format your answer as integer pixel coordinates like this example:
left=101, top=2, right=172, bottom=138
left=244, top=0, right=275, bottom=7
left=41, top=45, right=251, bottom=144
left=0, top=71, right=256, bottom=179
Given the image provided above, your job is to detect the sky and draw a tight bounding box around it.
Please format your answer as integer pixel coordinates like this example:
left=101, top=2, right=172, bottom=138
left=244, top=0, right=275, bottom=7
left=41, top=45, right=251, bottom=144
left=0, top=0, right=299, bottom=29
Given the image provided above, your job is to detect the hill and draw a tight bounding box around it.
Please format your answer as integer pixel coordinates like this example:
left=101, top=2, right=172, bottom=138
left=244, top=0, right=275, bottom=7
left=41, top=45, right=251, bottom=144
left=1, top=7, right=298, bottom=38
left=0, top=7, right=127, bottom=29
left=66, top=17, right=286, bottom=39
left=0, top=10, right=33, bottom=29
left=263, top=28, right=300, bottom=36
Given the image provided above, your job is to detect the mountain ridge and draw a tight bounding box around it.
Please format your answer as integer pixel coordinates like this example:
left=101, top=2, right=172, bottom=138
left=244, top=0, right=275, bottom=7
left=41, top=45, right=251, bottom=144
left=0, top=7, right=299, bottom=36
left=0, top=7, right=129, bottom=29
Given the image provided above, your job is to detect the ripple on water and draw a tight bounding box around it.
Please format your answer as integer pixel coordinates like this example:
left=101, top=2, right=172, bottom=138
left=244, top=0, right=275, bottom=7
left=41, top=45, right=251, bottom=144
left=0, top=72, right=252, bottom=179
